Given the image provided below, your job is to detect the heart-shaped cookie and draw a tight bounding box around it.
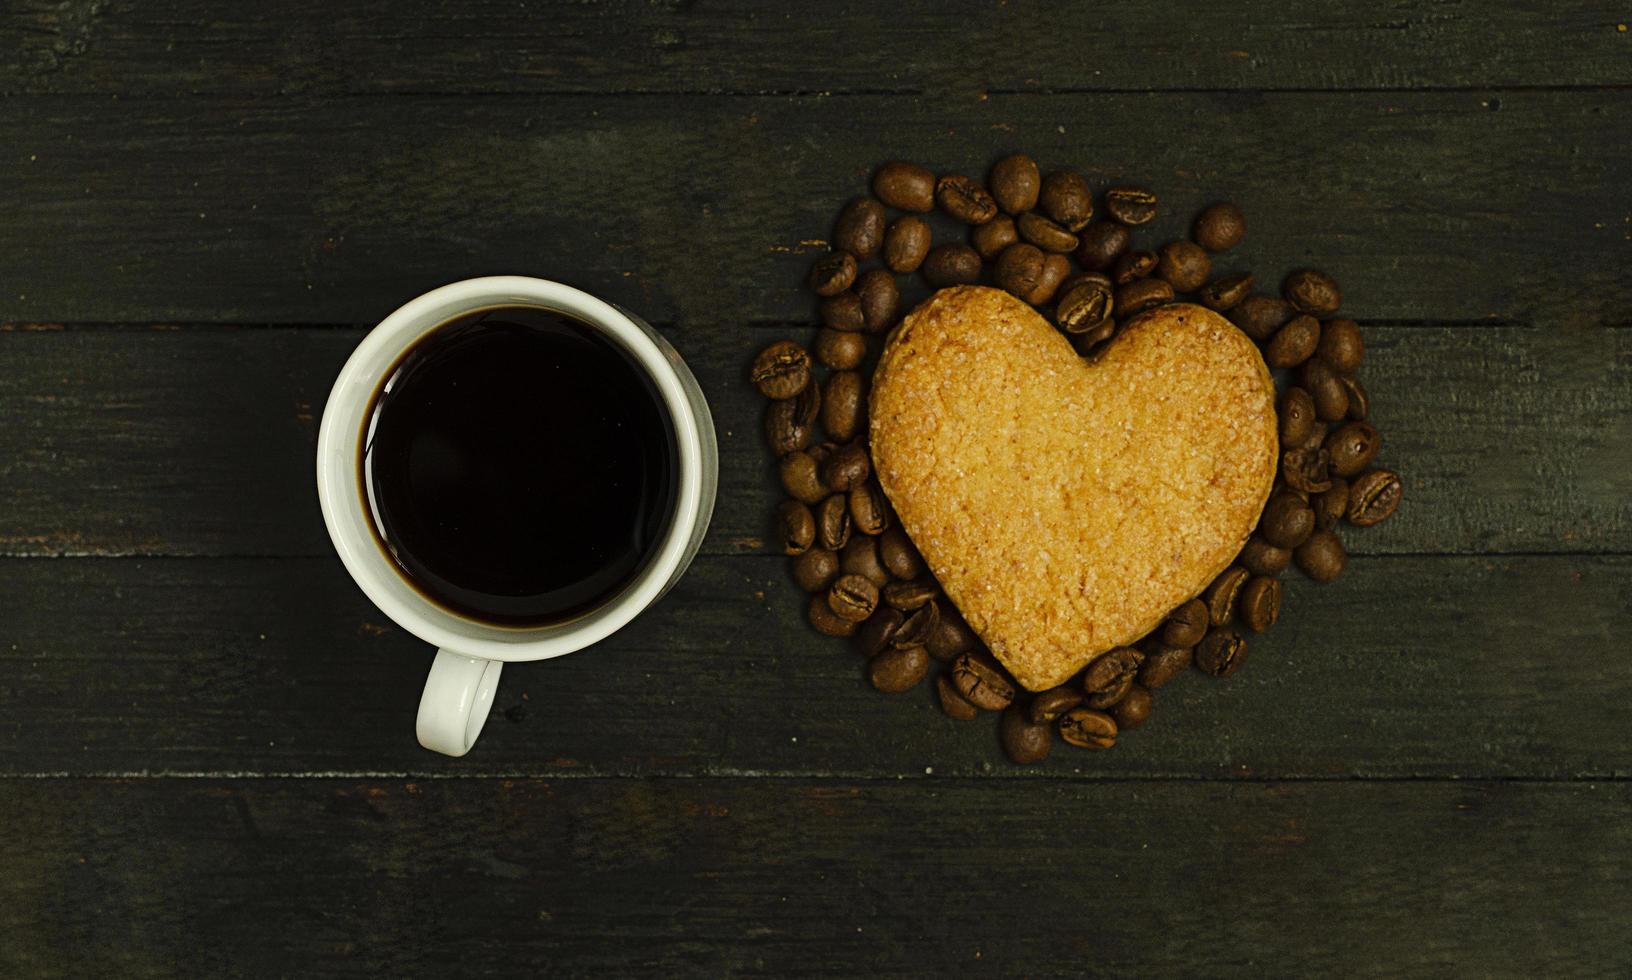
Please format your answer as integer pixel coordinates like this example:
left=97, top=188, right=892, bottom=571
left=870, top=287, right=1277, bottom=691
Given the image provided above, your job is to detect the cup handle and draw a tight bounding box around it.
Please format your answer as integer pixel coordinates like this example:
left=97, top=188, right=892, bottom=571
left=415, top=650, right=503, bottom=757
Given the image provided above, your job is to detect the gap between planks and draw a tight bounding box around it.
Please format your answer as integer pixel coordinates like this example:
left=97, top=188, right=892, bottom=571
left=6, top=85, right=1632, bottom=101
left=2, top=771, right=1628, bottom=782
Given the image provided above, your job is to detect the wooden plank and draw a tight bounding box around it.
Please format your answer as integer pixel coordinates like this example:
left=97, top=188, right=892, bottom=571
left=3, top=0, right=1629, bottom=96
left=2, top=777, right=1628, bottom=976
left=0, top=324, right=1625, bottom=558
left=2, top=554, right=1627, bottom=778
left=1, top=92, right=1628, bottom=326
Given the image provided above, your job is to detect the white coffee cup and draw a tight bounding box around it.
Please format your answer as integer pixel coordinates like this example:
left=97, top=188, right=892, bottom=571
left=316, top=277, right=717, bottom=757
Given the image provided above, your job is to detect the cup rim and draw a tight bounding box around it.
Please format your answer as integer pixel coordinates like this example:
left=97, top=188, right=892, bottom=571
left=315, top=276, right=705, bottom=662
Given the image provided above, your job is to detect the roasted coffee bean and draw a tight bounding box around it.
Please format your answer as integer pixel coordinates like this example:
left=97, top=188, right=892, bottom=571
left=936, top=675, right=980, bottom=719
left=1281, top=445, right=1334, bottom=494
left=878, top=524, right=924, bottom=579
left=870, top=644, right=929, bottom=693
left=834, top=197, right=886, bottom=260
left=1157, top=240, right=1211, bottom=292
left=1029, top=686, right=1085, bottom=724
left=778, top=500, right=816, bottom=556
left=1163, top=598, right=1210, bottom=647
left=1229, top=294, right=1294, bottom=341
left=827, top=573, right=879, bottom=622
left=936, top=174, right=999, bottom=224
left=814, top=328, right=866, bottom=372
left=809, top=251, right=857, bottom=297
left=1261, top=493, right=1315, bottom=549
left=971, top=214, right=1019, bottom=261
left=810, top=496, right=849, bottom=553
left=1028, top=253, right=1071, bottom=306
left=1313, top=477, right=1349, bottom=532
left=923, top=243, right=983, bottom=287
left=1195, top=627, right=1247, bottom=677
left=1265, top=314, right=1321, bottom=369
left=1193, top=202, right=1246, bottom=252
left=750, top=340, right=811, bottom=399
left=1001, top=706, right=1054, bottom=764
left=1075, top=222, right=1131, bottom=272
left=1283, top=269, right=1342, bottom=316
left=856, top=269, right=901, bottom=333
left=1199, top=272, right=1255, bottom=311
left=1058, top=708, right=1117, bottom=749
left=1104, top=185, right=1158, bottom=225
left=1083, top=646, right=1143, bottom=709
left=1342, top=375, right=1370, bottom=420
left=1112, top=684, right=1152, bottom=730
left=1112, top=249, right=1158, bottom=286
left=1138, top=644, right=1193, bottom=690
left=1299, top=359, right=1351, bottom=421
left=1114, top=278, right=1174, bottom=318
left=1056, top=275, right=1114, bottom=334
left=849, top=481, right=891, bottom=536
left=806, top=441, right=837, bottom=467
left=894, top=600, right=940, bottom=648
left=989, top=154, right=1041, bottom=214
left=779, top=450, right=828, bottom=504
left=855, top=606, right=903, bottom=656
left=873, top=161, right=936, bottom=212
left=883, top=579, right=938, bottom=611
left=1298, top=419, right=1330, bottom=453
left=816, top=377, right=868, bottom=454
left=815, top=493, right=851, bottom=551
left=1347, top=469, right=1403, bottom=527
left=821, top=440, right=871, bottom=492
left=1239, top=575, right=1280, bottom=633
left=1239, top=536, right=1291, bottom=577
left=807, top=593, right=857, bottom=636
left=821, top=371, right=865, bottom=442
left=1069, top=318, right=1118, bottom=357
left=764, top=383, right=819, bottom=455
left=1085, top=676, right=1133, bottom=710
left=1279, top=387, right=1317, bottom=447
left=791, top=547, right=839, bottom=592
left=1203, top=566, right=1250, bottom=626
left=1294, top=529, right=1346, bottom=582
left=1038, top=171, right=1095, bottom=231
left=1317, top=317, right=1365, bottom=372
left=952, top=651, right=1015, bottom=710
left=1325, top=421, right=1380, bottom=478
left=925, top=611, right=976, bottom=663
left=1017, top=211, right=1080, bottom=253
left=840, top=535, right=891, bottom=590
left=995, top=242, right=1046, bottom=299
left=935, top=674, right=983, bottom=720
left=883, top=217, right=932, bottom=273
left=819, top=292, right=865, bottom=332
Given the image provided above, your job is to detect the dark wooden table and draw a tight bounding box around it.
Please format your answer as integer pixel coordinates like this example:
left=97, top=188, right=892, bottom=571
left=3, top=2, right=1630, bottom=976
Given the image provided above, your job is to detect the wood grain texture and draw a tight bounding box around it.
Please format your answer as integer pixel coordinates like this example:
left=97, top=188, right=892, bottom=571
left=3, top=777, right=1629, bottom=977
left=2, top=554, right=1627, bottom=778
left=3, top=0, right=1629, bottom=96
left=3, top=6, right=1628, bottom=974
left=2, top=92, right=1629, bottom=326
left=0, top=324, right=1625, bottom=558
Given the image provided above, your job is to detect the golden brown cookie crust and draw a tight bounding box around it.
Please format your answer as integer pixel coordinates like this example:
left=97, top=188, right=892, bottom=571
left=870, top=286, right=1277, bottom=691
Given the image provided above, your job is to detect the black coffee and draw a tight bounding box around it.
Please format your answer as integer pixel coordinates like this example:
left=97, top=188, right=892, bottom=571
left=362, top=306, right=677, bottom=626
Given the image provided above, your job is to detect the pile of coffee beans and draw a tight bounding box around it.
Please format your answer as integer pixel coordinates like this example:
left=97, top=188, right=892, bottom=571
left=751, top=154, right=1403, bottom=765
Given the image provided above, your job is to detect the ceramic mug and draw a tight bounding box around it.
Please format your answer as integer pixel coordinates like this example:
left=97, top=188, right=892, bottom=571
left=316, top=276, right=717, bottom=756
